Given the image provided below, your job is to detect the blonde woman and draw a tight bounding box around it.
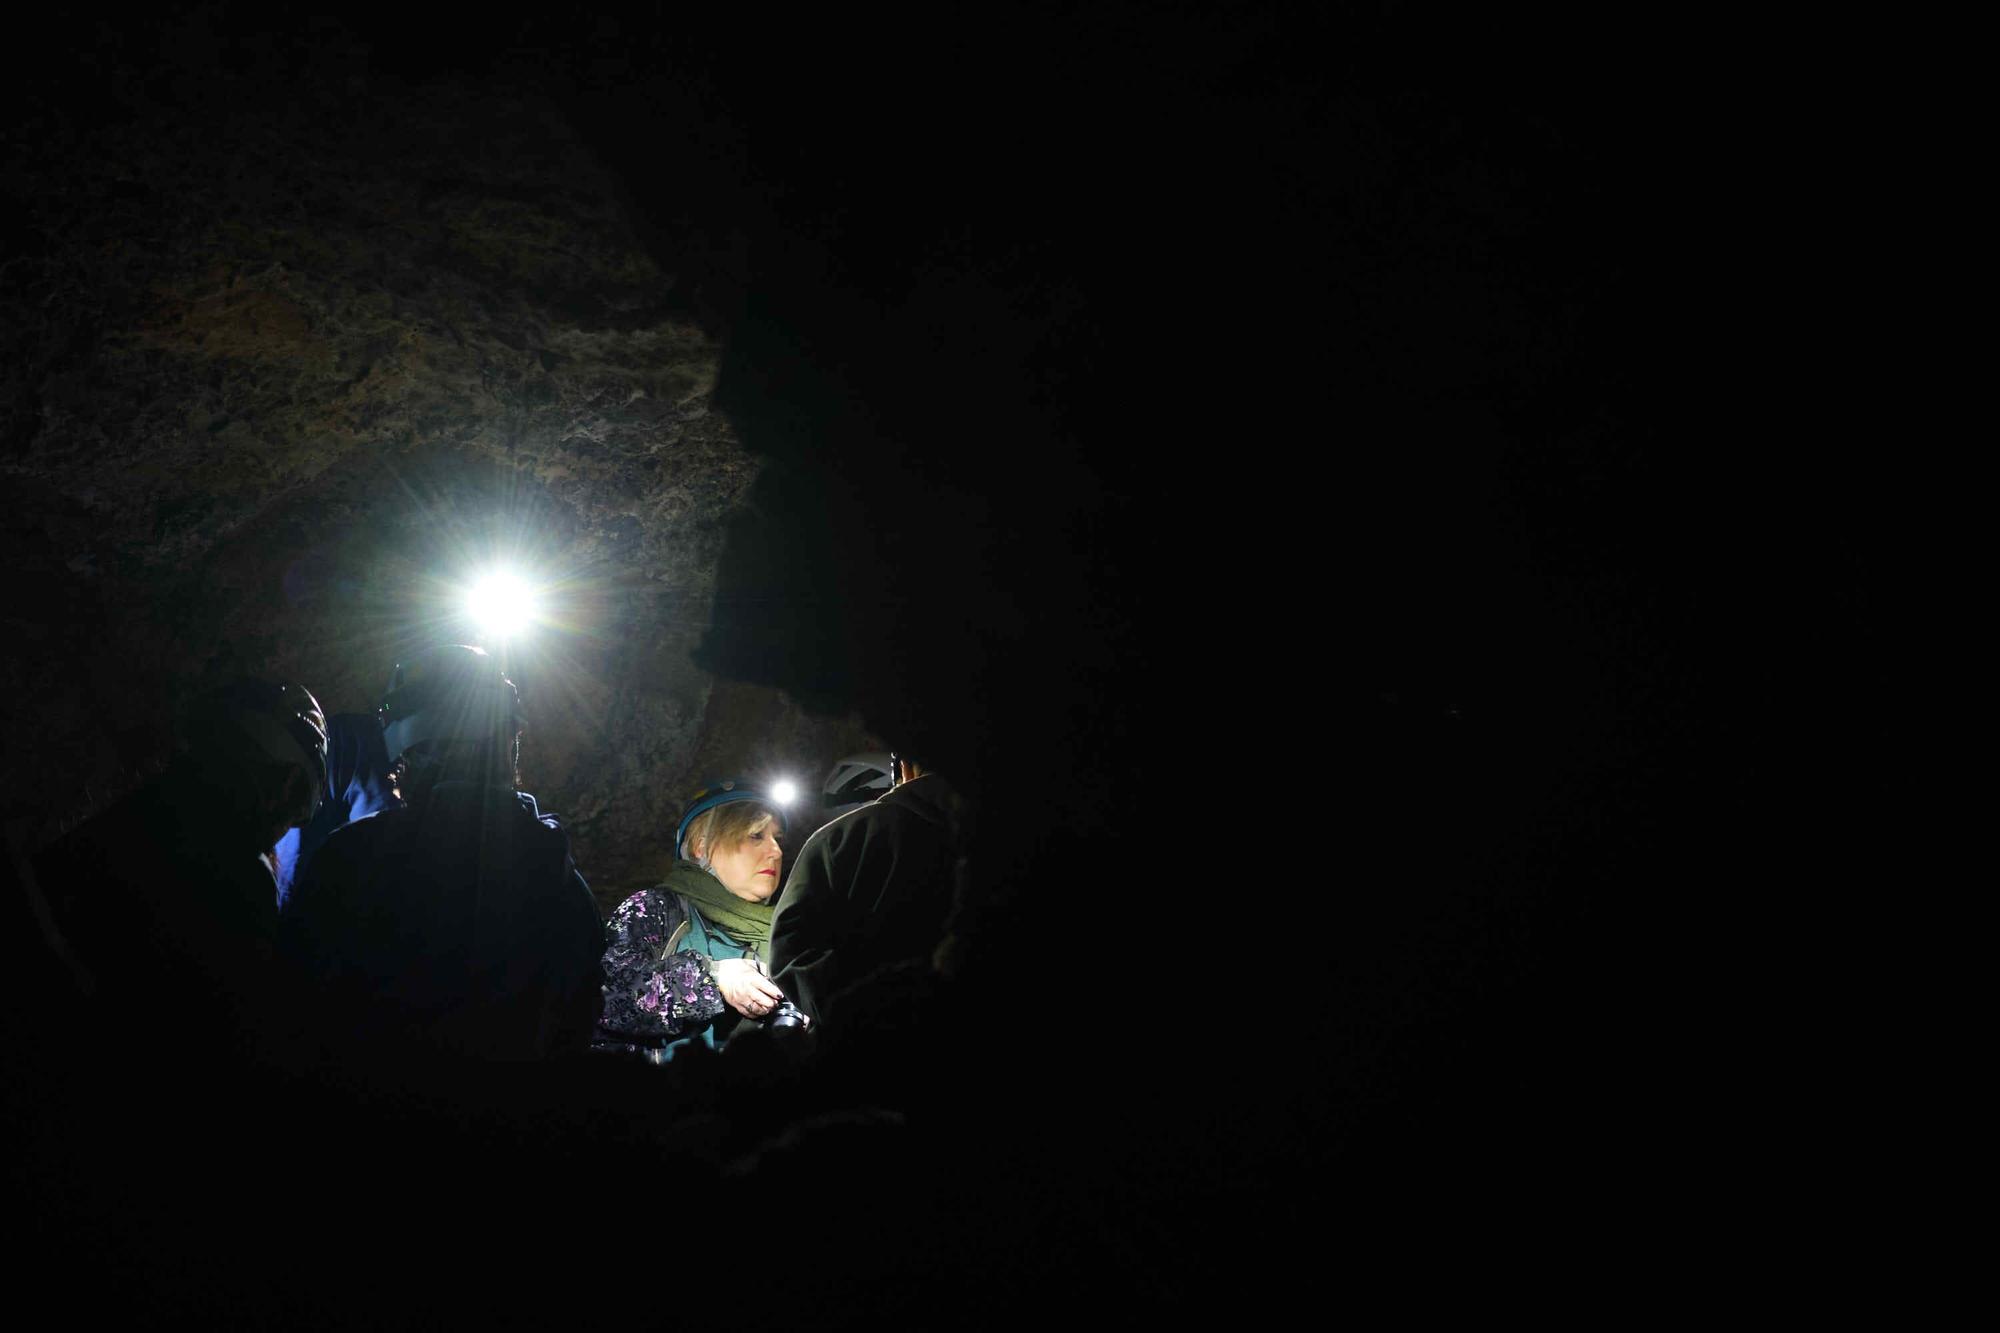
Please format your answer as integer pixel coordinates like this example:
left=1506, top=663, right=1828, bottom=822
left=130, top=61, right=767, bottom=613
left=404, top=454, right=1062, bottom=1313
left=595, top=780, right=800, bottom=1061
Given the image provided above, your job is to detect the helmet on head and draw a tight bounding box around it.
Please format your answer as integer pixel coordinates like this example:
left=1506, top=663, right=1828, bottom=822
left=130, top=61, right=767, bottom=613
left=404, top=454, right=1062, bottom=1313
left=378, top=644, right=523, bottom=768
left=675, top=778, right=786, bottom=861
left=190, top=678, right=332, bottom=827
left=821, top=752, right=893, bottom=818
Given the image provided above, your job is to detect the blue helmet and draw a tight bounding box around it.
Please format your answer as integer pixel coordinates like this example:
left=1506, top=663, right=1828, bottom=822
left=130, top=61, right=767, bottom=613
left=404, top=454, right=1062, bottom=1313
left=675, top=778, right=786, bottom=861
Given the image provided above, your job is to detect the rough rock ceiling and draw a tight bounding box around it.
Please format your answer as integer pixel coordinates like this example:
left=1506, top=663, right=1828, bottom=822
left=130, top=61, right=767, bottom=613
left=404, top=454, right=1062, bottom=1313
left=2, top=67, right=873, bottom=899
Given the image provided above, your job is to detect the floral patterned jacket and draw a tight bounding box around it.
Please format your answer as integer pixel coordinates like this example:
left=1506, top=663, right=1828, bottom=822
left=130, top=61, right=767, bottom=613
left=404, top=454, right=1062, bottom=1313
left=595, top=888, right=725, bottom=1050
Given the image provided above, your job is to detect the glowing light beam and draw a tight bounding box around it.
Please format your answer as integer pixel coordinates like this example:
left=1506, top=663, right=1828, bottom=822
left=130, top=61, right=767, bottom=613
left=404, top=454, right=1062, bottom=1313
left=464, top=569, right=542, bottom=643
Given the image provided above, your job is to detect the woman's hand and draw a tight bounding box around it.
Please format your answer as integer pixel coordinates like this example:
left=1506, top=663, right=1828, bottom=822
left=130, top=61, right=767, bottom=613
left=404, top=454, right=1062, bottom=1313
left=712, top=957, right=788, bottom=1019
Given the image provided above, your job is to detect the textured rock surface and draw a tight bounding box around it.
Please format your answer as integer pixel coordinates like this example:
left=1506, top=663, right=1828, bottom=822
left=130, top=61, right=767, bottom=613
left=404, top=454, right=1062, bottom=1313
left=2, top=55, right=872, bottom=902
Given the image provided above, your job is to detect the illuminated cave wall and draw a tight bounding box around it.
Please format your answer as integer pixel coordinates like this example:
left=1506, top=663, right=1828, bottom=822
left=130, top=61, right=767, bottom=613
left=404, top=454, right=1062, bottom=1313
left=1, top=61, right=874, bottom=902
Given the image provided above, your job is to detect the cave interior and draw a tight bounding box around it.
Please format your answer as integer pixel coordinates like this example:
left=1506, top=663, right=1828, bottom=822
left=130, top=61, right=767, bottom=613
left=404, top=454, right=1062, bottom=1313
left=0, top=7, right=1877, bottom=1317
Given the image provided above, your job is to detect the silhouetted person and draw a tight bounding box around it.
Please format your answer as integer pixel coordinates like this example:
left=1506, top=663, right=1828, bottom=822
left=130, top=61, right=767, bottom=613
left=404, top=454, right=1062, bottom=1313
left=34, top=678, right=330, bottom=1052
left=767, top=750, right=964, bottom=1028
left=279, top=645, right=603, bottom=1062
left=273, top=710, right=401, bottom=909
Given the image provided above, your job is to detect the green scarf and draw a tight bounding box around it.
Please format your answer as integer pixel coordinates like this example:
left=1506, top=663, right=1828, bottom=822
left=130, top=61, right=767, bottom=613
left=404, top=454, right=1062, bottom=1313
left=661, top=859, right=773, bottom=957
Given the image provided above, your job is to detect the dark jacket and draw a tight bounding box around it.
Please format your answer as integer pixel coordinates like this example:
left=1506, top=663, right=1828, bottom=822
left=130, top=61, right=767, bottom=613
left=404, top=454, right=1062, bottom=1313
left=767, top=775, right=962, bottom=1027
left=279, top=781, right=604, bottom=1061
left=273, top=712, right=401, bottom=908
left=34, top=759, right=283, bottom=1046
left=594, top=867, right=739, bottom=1060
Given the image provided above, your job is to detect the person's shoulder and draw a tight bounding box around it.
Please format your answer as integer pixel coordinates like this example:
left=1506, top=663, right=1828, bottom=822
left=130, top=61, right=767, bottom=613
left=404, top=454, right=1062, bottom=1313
left=798, top=800, right=895, bottom=854
left=606, top=886, right=687, bottom=949
left=430, top=784, right=569, bottom=847
left=611, top=884, right=685, bottom=921
left=320, top=803, right=408, bottom=849
left=881, top=775, right=956, bottom=815
left=291, top=806, right=401, bottom=895
left=622, top=883, right=679, bottom=909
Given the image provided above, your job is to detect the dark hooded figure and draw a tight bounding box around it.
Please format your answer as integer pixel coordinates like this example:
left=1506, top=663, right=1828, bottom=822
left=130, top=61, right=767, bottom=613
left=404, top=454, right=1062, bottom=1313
left=272, top=711, right=401, bottom=910
left=279, top=645, right=603, bottom=1063
left=33, top=678, right=330, bottom=1050
left=767, top=750, right=965, bottom=1028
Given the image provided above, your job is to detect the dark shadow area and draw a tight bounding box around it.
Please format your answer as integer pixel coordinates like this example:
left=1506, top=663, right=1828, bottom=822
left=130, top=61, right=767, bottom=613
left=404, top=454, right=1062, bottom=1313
left=537, top=3, right=1722, bottom=1281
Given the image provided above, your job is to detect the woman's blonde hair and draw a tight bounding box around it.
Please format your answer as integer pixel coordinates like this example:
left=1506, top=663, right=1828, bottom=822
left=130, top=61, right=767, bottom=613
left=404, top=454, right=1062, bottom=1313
left=682, top=799, right=781, bottom=867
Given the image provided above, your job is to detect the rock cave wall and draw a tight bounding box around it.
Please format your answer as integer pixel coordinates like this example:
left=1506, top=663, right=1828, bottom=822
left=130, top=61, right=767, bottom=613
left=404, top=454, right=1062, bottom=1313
left=1, top=49, right=875, bottom=905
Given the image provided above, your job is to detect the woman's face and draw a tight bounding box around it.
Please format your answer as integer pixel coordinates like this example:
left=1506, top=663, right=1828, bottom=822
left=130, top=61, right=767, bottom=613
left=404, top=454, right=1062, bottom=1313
left=705, top=814, right=784, bottom=903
